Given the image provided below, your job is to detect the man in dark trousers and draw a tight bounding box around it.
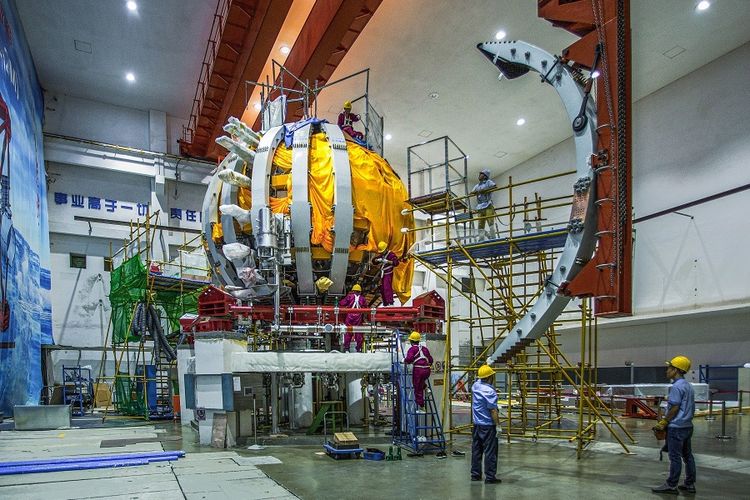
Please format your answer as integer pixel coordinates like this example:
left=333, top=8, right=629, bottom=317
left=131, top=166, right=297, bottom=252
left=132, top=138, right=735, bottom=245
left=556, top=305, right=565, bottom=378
left=652, top=355, right=696, bottom=495
left=471, top=364, right=500, bottom=484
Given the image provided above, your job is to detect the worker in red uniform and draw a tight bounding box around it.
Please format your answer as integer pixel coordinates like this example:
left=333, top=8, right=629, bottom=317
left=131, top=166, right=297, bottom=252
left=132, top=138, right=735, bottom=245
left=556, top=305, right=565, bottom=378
left=373, top=241, right=399, bottom=306
left=337, top=101, right=364, bottom=140
left=339, top=284, right=367, bottom=352
left=403, top=331, right=433, bottom=412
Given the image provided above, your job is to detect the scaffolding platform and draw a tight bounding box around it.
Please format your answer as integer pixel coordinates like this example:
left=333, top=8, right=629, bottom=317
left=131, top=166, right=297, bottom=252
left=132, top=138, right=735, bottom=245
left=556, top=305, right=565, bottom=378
left=149, top=272, right=211, bottom=292
left=407, top=190, right=468, bottom=214
left=416, top=229, right=568, bottom=265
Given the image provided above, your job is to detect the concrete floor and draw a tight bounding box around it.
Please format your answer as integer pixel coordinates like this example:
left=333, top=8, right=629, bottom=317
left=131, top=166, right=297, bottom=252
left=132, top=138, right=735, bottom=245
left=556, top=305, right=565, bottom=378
left=0, top=414, right=747, bottom=499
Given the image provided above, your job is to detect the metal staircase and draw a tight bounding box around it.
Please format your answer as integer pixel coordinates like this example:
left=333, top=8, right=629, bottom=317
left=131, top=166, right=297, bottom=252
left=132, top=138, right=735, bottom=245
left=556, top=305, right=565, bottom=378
left=390, top=332, right=446, bottom=455
left=152, top=355, right=174, bottom=419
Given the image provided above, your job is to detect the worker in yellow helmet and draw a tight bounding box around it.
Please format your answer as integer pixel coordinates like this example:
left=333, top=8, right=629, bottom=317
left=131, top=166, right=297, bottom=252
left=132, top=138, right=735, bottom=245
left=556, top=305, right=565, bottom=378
left=373, top=241, right=399, bottom=306
left=652, top=355, right=696, bottom=495
left=471, top=364, right=500, bottom=484
left=337, top=100, right=363, bottom=140
left=403, top=331, right=433, bottom=412
left=339, top=284, right=367, bottom=352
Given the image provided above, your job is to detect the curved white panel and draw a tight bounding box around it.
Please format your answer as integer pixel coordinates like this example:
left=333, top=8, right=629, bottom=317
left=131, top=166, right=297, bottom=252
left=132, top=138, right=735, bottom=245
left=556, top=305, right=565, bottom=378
left=290, top=125, right=315, bottom=296
left=323, top=123, right=354, bottom=296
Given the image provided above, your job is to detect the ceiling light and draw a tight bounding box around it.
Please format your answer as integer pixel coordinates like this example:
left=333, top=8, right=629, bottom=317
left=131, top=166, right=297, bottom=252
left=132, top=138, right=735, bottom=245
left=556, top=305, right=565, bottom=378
left=495, top=30, right=506, bottom=41
left=126, top=1, right=137, bottom=11
left=591, top=69, right=600, bottom=79
left=280, top=45, right=291, bottom=55
left=516, top=118, right=526, bottom=126
left=696, top=1, right=710, bottom=11
left=125, top=72, right=135, bottom=82
left=253, top=102, right=262, bottom=111
left=384, top=134, right=392, bottom=141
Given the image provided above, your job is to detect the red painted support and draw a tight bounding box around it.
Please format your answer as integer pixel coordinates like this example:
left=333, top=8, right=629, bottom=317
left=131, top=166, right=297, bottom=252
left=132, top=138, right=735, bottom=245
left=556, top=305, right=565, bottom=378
left=623, top=397, right=658, bottom=419
left=538, top=0, right=632, bottom=317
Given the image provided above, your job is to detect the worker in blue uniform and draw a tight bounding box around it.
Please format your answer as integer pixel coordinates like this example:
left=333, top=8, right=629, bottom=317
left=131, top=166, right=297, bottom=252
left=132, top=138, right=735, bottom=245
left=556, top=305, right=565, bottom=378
left=471, top=364, right=501, bottom=484
left=652, top=355, right=696, bottom=495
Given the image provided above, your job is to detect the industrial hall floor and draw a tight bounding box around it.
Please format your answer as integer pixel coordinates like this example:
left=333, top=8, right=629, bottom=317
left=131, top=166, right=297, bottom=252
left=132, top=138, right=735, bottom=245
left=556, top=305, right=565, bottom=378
left=0, top=416, right=747, bottom=499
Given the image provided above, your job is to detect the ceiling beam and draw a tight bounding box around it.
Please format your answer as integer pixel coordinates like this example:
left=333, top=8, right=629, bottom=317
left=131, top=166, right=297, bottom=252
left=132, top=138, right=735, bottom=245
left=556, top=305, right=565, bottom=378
left=184, top=0, right=292, bottom=158
left=247, top=0, right=383, bottom=130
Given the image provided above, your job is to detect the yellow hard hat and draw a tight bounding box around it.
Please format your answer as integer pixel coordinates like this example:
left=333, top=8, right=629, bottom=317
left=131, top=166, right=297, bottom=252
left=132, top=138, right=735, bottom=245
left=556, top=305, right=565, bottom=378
left=377, top=241, right=387, bottom=252
left=408, top=331, right=421, bottom=342
left=351, top=283, right=362, bottom=292
left=666, top=355, right=691, bottom=373
left=477, top=364, right=496, bottom=379
left=343, top=101, right=352, bottom=110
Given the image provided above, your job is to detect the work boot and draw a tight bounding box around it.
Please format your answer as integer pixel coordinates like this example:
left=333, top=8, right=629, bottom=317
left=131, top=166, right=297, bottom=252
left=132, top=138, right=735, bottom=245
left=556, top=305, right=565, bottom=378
left=470, top=476, right=481, bottom=482
left=484, top=478, right=502, bottom=484
left=678, top=484, right=696, bottom=494
left=651, top=483, right=678, bottom=495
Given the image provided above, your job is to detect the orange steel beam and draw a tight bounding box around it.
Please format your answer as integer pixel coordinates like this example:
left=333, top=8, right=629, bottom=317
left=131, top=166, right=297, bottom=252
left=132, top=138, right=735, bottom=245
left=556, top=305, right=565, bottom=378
left=538, top=0, right=632, bottom=317
left=244, top=0, right=383, bottom=129
left=183, top=0, right=292, bottom=159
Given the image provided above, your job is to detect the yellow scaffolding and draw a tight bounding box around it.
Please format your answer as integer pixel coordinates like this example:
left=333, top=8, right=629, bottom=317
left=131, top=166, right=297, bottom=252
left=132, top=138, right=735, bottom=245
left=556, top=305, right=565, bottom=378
left=406, top=170, right=635, bottom=458
left=95, top=211, right=211, bottom=419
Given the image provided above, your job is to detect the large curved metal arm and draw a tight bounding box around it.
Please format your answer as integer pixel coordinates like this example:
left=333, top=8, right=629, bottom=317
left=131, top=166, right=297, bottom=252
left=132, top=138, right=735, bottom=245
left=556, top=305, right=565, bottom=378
left=476, top=40, right=598, bottom=363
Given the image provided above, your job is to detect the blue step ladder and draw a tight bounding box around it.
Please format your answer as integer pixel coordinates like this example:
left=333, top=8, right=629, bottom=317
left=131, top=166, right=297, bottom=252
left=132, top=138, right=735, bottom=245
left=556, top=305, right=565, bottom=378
left=390, top=332, right=446, bottom=455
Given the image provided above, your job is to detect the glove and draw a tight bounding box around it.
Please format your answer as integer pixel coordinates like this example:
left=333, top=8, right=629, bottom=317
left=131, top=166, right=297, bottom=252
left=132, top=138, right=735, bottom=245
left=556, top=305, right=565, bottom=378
left=653, top=418, right=668, bottom=431
left=651, top=418, right=668, bottom=440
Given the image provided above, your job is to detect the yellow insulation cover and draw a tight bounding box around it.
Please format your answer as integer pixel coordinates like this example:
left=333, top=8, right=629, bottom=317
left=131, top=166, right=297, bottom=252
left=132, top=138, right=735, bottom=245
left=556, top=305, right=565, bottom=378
left=237, top=133, right=415, bottom=303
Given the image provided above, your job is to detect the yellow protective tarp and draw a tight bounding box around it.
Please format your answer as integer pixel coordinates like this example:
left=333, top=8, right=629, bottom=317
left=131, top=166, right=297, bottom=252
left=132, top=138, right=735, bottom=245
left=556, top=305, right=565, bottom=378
left=235, top=133, right=415, bottom=303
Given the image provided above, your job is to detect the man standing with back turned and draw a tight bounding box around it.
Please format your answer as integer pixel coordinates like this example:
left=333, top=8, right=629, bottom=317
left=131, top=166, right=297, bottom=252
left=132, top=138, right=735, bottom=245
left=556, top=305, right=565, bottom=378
left=652, top=355, right=696, bottom=495
left=471, top=364, right=500, bottom=484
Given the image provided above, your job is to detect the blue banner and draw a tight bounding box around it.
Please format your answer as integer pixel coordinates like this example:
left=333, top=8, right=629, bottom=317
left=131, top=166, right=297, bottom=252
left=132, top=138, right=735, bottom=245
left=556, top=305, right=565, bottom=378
left=0, top=0, right=52, bottom=414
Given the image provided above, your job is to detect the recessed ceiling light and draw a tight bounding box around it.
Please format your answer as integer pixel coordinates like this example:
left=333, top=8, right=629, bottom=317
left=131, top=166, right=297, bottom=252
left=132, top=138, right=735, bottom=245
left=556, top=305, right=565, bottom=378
left=494, top=150, right=508, bottom=159
left=591, top=69, right=600, bottom=79
left=696, top=1, right=710, bottom=11
left=418, top=130, right=433, bottom=138
left=280, top=45, right=291, bottom=55
left=516, top=118, right=526, bottom=126
left=126, top=1, right=137, bottom=12
left=495, top=30, right=506, bottom=41
left=428, top=92, right=439, bottom=99
left=384, top=134, right=392, bottom=141
left=253, top=102, right=262, bottom=111
left=125, top=72, right=135, bottom=82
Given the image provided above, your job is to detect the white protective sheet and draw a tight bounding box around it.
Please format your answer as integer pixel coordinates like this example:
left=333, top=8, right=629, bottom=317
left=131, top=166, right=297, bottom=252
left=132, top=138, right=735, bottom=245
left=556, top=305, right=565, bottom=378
left=232, top=351, right=391, bottom=373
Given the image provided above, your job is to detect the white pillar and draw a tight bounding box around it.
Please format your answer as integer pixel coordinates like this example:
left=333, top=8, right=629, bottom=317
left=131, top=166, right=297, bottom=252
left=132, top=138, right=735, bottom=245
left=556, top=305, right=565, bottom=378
left=346, top=373, right=364, bottom=426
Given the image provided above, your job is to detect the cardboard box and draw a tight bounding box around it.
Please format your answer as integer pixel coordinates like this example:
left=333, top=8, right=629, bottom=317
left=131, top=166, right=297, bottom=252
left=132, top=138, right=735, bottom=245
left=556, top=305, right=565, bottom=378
left=333, top=431, right=358, bottom=445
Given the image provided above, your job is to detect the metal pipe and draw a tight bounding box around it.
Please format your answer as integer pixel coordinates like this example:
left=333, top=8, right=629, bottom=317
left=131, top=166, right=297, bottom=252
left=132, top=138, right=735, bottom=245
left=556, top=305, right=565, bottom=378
left=705, top=399, right=715, bottom=421
left=716, top=400, right=731, bottom=440
left=739, top=390, right=744, bottom=416
left=0, top=451, right=185, bottom=469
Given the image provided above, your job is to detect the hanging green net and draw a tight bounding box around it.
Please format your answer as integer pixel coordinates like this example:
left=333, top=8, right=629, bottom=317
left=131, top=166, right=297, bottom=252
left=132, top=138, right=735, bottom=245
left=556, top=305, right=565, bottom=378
left=113, top=375, right=147, bottom=417
left=109, top=256, right=201, bottom=344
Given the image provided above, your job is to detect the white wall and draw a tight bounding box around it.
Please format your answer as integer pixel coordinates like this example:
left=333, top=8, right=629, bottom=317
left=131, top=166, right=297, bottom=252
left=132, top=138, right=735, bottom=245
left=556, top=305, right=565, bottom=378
left=40, top=84, right=214, bottom=386
left=485, top=41, right=750, bottom=369
left=44, top=91, right=187, bottom=155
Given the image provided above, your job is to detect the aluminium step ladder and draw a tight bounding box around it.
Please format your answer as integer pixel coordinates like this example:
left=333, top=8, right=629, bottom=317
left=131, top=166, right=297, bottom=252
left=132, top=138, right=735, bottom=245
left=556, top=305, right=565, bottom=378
left=390, top=331, right=446, bottom=454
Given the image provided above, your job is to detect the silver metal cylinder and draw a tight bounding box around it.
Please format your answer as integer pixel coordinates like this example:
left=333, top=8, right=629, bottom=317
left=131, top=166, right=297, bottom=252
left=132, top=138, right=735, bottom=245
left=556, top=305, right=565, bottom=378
left=257, top=207, right=278, bottom=263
